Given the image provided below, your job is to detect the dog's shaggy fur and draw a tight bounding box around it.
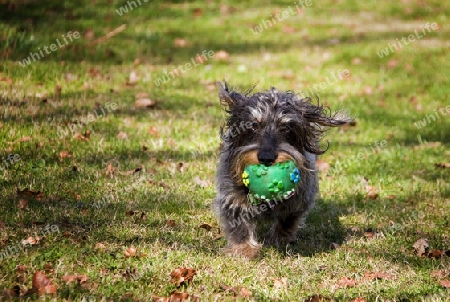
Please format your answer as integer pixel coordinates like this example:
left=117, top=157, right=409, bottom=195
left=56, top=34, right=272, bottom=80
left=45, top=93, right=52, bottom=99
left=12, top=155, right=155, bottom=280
left=213, top=82, right=351, bottom=259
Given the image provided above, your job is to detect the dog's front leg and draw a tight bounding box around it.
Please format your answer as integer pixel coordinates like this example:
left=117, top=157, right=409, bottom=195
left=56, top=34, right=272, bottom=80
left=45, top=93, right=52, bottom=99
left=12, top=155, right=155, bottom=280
left=217, top=202, right=261, bottom=259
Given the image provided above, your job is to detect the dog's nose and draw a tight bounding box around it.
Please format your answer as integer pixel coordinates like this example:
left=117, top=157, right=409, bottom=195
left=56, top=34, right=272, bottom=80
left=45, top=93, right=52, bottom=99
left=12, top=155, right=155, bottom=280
left=257, top=151, right=277, bottom=166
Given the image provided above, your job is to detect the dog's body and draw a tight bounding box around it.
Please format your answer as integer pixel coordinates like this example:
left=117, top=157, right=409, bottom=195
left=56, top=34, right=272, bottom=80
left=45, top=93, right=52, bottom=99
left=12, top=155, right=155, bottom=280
left=213, top=82, right=351, bottom=258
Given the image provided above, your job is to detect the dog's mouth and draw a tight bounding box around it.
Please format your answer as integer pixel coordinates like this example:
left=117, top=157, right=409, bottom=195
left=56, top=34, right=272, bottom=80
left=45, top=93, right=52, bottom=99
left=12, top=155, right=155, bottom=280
left=231, top=145, right=304, bottom=183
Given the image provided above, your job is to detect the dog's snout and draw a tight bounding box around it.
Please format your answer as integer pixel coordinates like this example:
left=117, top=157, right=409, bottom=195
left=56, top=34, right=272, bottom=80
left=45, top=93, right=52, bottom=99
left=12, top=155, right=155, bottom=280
left=257, top=151, right=277, bottom=166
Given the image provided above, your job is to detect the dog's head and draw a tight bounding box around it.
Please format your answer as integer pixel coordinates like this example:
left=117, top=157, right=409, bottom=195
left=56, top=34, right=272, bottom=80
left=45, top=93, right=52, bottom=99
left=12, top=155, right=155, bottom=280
left=218, top=81, right=352, bottom=180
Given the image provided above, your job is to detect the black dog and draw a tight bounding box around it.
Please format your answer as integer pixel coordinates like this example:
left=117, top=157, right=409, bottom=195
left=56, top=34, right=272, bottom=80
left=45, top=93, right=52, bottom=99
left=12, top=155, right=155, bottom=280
left=213, top=82, right=351, bottom=258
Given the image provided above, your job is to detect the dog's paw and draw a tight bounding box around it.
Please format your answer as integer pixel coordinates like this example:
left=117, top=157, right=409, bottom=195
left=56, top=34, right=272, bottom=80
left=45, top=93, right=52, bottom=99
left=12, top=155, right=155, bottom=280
left=222, top=242, right=261, bottom=259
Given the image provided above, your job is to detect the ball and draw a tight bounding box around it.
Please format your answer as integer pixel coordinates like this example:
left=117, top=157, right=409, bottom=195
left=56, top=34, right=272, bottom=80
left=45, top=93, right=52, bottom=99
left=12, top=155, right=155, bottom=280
left=242, top=160, right=301, bottom=205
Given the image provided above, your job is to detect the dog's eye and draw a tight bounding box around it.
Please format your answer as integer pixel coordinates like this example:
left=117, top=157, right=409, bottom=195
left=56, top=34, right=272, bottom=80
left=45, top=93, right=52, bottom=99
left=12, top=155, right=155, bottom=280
left=251, top=122, right=259, bottom=131
left=279, top=125, right=290, bottom=133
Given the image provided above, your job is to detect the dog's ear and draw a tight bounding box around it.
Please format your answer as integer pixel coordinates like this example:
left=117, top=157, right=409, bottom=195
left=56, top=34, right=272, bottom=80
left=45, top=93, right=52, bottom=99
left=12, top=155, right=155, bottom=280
left=217, top=81, right=241, bottom=109
left=303, top=102, right=352, bottom=128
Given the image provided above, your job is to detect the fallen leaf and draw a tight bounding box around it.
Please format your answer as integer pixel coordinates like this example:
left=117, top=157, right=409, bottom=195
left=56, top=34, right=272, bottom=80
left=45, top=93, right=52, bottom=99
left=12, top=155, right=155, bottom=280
left=22, top=236, right=41, bottom=245
left=135, top=98, right=156, bottom=108
left=0, top=221, right=5, bottom=228
left=18, top=136, right=30, bottom=142
left=435, top=163, right=450, bottom=169
left=363, top=228, right=376, bottom=239
left=148, top=126, right=159, bottom=136
left=124, top=167, right=142, bottom=175
left=199, top=223, right=216, bottom=232
left=84, top=28, right=95, bottom=40
left=63, top=274, right=89, bottom=285
left=17, top=199, right=28, bottom=209
left=124, top=246, right=137, bottom=258
left=440, top=280, right=450, bottom=288
left=273, top=277, right=287, bottom=289
left=193, top=176, right=210, bottom=188
left=127, top=71, right=139, bottom=85
left=95, top=242, right=106, bottom=249
left=153, top=291, right=190, bottom=302
left=427, top=249, right=444, bottom=258
left=174, top=38, right=189, bottom=47
left=387, top=59, right=399, bottom=68
left=166, top=220, right=177, bottom=227
left=304, top=294, right=332, bottom=302
left=352, top=57, right=362, bottom=65
left=106, top=163, right=115, bottom=177
left=316, top=159, right=330, bottom=173
left=32, top=270, right=57, bottom=295
left=412, top=238, right=429, bottom=257
left=117, top=131, right=128, bottom=139
left=430, top=270, right=447, bottom=278
left=351, top=298, right=367, bottom=302
left=363, top=272, right=394, bottom=281
left=195, top=54, right=207, bottom=64
left=214, top=50, right=229, bottom=61
left=17, top=188, right=42, bottom=197
left=170, top=267, right=196, bottom=287
left=240, top=287, right=252, bottom=297
left=366, top=186, right=379, bottom=199
left=282, top=25, right=296, bottom=33
left=59, top=151, right=72, bottom=159
left=336, top=276, right=356, bottom=288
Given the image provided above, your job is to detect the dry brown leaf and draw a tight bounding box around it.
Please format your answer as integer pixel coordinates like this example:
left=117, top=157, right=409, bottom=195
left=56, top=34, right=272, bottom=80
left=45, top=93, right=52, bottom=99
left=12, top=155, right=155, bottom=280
left=22, top=236, right=41, bottom=245
left=363, top=229, right=376, bottom=239
left=240, top=287, right=252, bottom=297
left=59, top=151, right=72, bottom=159
left=95, top=242, right=106, bottom=249
left=214, top=50, right=229, bottom=61
left=148, top=126, right=159, bottom=136
left=170, top=267, right=196, bottom=287
left=440, top=280, right=450, bottom=288
left=174, top=38, right=189, bottom=47
left=0, top=221, right=5, bottom=228
left=124, top=246, right=137, bottom=258
left=117, top=131, right=128, bottom=139
left=63, top=274, right=89, bottom=285
left=362, top=271, right=394, bottom=281
left=387, top=59, right=399, bottom=68
left=193, top=176, right=210, bottom=188
left=166, top=220, right=177, bottom=227
left=366, top=186, right=379, bottom=199
left=199, top=223, right=216, bottom=232
left=106, top=163, right=115, bottom=177
left=427, top=249, right=444, bottom=258
left=32, top=270, right=57, bottom=295
left=336, top=276, right=356, bottom=288
left=17, top=199, right=28, bottom=209
left=273, top=277, right=287, bottom=289
left=18, top=136, right=30, bottom=143
left=351, top=298, right=367, bottom=302
left=124, top=167, right=142, bottom=175
left=136, top=92, right=149, bottom=99
left=412, top=238, right=429, bottom=257
left=153, top=291, right=190, bottom=302
left=430, top=270, right=447, bottom=278
left=127, top=71, right=139, bottom=85
left=305, top=294, right=332, bottom=302
left=316, top=159, right=330, bottom=173
left=435, top=163, right=450, bottom=169
left=135, top=98, right=156, bottom=108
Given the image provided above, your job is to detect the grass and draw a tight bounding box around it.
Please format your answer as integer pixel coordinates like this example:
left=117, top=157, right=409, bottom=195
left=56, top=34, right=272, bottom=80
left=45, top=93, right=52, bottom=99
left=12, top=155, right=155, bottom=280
left=0, top=0, right=449, bottom=301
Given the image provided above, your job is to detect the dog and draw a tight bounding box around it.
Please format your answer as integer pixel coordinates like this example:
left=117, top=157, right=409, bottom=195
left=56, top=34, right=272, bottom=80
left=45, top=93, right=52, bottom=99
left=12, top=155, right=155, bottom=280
left=213, top=82, right=351, bottom=259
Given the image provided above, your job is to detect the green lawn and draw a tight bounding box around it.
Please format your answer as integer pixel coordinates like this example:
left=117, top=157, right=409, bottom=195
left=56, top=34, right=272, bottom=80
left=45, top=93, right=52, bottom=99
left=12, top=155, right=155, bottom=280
left=1, top=0, right=449, bottom=301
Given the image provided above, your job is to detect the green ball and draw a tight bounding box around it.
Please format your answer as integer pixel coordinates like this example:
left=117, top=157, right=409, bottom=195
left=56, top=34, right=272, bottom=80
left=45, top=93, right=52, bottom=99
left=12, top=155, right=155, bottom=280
left=242, top=160, right=301, bottom=205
